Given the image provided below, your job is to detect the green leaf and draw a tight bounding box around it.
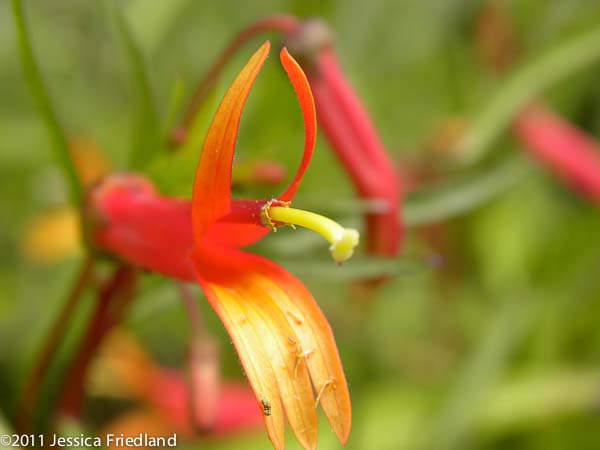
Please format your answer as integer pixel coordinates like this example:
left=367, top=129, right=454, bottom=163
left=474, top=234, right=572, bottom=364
left=276, top=257, right=424, bottom=281
left=103, top=0, right=161, bottom=169
left=11, top=0, right=82, bottom=205
left=125, top=0, right=190, bottom=55
left=146, top=90, right=216, bottom=196
left=404, top=156, right=532, bottom=226
left=479, top=371, right=600, bottom=436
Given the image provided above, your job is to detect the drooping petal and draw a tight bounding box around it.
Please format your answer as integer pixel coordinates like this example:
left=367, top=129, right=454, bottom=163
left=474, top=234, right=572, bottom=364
left=235, top=250, right=352, bottom=444
left=193, top=245, right=351, bottom=448
left=192, top=42, right=270, bottom=242
left=193, top=245, right=319, bottom=450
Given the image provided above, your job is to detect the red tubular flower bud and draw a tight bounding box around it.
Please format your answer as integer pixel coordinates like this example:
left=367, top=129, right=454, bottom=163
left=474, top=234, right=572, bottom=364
left=285, top=20, right=402, bottom=256
left=514, top=105, right=600, bottom=204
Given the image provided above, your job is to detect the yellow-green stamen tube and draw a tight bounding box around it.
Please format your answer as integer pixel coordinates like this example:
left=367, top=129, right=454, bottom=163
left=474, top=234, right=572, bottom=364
left=266, top=206, right=359, bottom=263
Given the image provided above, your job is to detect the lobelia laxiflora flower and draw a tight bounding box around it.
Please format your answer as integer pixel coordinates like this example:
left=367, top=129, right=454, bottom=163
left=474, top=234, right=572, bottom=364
left=172, top=16, right=402, bottom=258
left=514, top=104, right=600, bottom=204
left=90, top=43, right=355, bottom=450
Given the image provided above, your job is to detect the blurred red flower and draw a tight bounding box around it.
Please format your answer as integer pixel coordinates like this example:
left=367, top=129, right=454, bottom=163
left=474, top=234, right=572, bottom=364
left=515, top=104, right=600, bottom=204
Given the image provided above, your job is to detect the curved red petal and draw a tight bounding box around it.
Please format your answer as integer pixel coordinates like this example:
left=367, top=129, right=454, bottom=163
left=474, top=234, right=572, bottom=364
left=192, top=42, right=270, bottom=243
left=278, top=48, right=317, bottom=202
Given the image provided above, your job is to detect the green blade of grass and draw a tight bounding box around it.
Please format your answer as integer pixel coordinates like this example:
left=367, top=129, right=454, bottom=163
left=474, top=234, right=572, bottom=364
left=0, top=411, right=21, bottom=449
left=103, top=0, right=161, bottom=169
left=404, top=156, right=532, bottom=226
left=11, top=0, right=82, bottom=205
left=125, top=0, right=190, bottom=55
left=276, top=257, right=424, bottom=281
left=478, top=371, right=600, bottom=437
left=458, top=26, right=600, bottom=163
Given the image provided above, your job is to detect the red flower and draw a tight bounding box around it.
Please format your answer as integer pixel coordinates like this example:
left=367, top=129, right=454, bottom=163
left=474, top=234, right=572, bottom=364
left=97, top=330, right=263, bottom=437
left=171, top=16, right=403, bottom=258
left=91, top=43, right=355, bottom=450
left=298, top=30, right=402, bottom=256
left=515, top=104, right=600, bottom=204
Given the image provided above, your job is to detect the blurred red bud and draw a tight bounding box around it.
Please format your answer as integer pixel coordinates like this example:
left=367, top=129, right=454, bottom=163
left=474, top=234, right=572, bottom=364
left=515, top=104, right=600, bottom=204
left=186, top=334, right=220, bottom=433
left=286, top=19, right=403, bottom=257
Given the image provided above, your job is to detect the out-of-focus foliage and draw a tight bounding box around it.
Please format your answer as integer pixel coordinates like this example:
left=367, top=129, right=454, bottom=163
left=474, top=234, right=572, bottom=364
left=3, top=0, right=600, bottom=449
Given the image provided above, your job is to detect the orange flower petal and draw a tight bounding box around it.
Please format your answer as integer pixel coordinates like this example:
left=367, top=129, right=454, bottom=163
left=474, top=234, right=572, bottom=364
left=278, top=48, right=317, bottom=202
left=192, top=42, right=270, bottom=241
left=194, top=246, right=318, bottom=450
left=194, top=47, right=316, bottom=249
left=193, top=246, right=351, bottom=448
left=237, top=250, right=351, bottom=444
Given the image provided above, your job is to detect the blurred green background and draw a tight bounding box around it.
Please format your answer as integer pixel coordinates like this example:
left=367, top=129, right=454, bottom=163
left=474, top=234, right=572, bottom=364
left=3, top=0, right=600, bottom=449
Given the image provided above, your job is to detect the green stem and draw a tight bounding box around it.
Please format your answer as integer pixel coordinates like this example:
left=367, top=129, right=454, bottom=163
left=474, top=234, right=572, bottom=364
left=11, top=0, right=82, bottom=205
left=102, top=0, right=160, bottom=169
left=16, top=257, right=95, bottom=433
left=404, top=156, right=531, bottom=226
left=478, top=371, right=600, bottom=436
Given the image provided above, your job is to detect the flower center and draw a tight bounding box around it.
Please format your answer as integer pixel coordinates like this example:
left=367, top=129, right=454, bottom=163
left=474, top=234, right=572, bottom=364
left=263, top=203, right=359, bottom=263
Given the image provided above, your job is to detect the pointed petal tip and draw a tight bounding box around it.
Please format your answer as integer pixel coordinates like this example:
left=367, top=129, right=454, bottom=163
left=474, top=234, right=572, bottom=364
left=191, top=40, right=272, bottom=239
left=324, top=388, right=352, bottom=446
left=336, top=419, right=352, bottom=446
left=277, top=46, right=317, bottom=202
left=260, top=40, right=271, bottom=53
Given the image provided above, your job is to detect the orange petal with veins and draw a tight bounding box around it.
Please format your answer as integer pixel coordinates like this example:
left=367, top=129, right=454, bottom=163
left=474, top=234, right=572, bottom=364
left=193, top=245, right=351, bottom=449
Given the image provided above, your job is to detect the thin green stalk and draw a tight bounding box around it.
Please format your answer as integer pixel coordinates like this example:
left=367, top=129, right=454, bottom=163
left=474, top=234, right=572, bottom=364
left=16, top=257, right=95, bottom=433
left=478, top=371, right=600, bottom=436
left=0, top=412, right=21, bottom=450
left=459, top=26, right=600, bottom=163
left=11, top=0, right=82, bottom=205
left=103, top=0, right=160, bottom=169
left=404, top=156, right=531, bottom=226
left=125, top=0, right=190, bottom=55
